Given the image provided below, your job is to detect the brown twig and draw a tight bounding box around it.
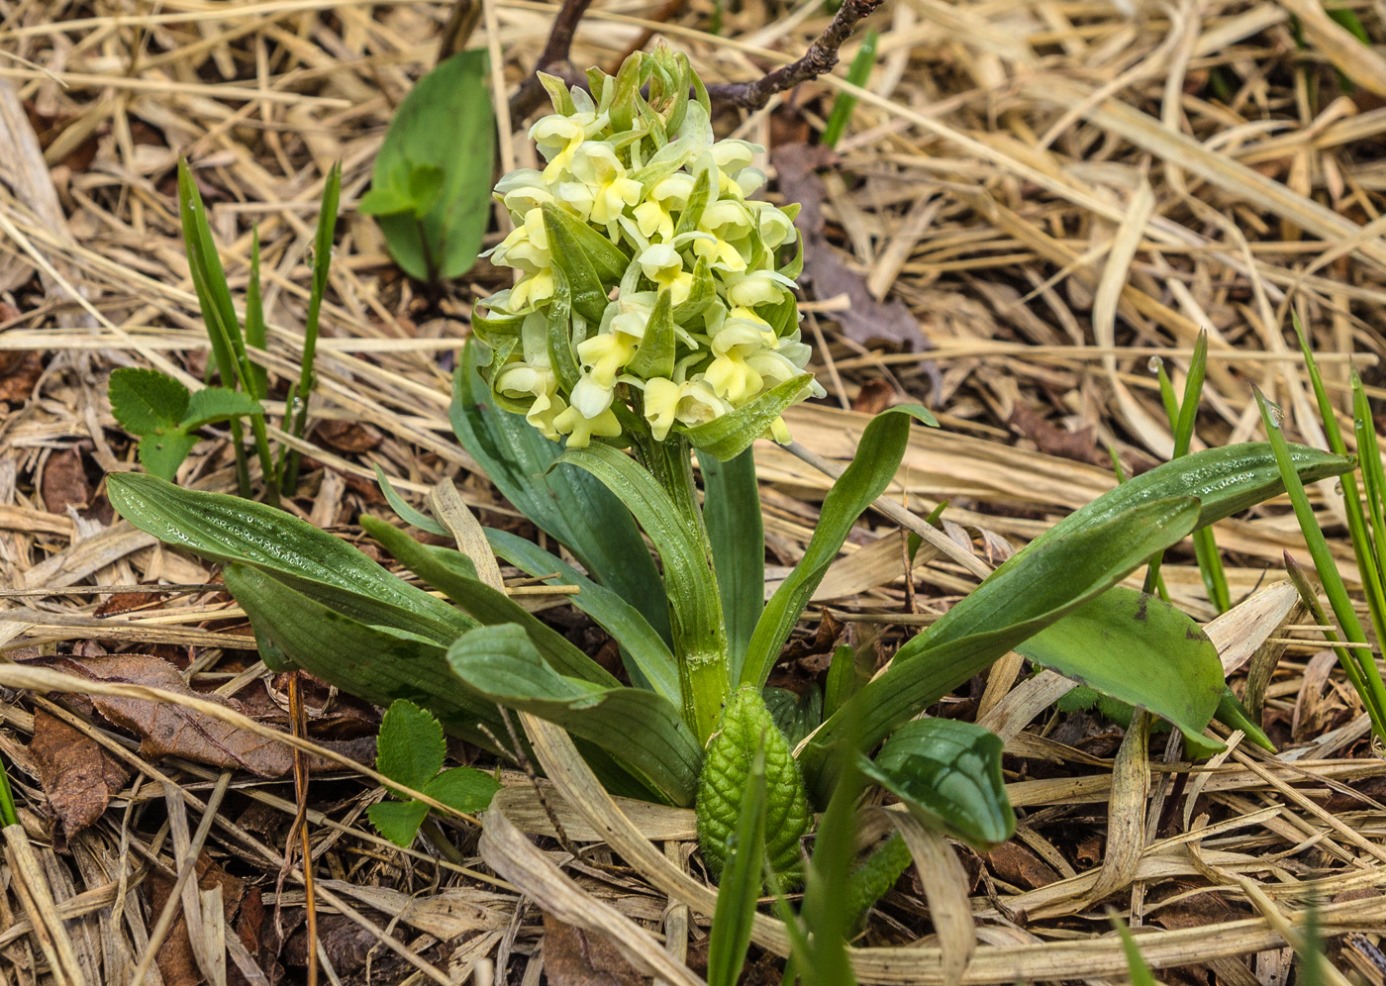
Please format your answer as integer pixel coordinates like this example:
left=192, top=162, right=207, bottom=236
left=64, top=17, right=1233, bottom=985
left=705, top=0, right=885, bottom=109
left=508, top=0, right=597, bottom=122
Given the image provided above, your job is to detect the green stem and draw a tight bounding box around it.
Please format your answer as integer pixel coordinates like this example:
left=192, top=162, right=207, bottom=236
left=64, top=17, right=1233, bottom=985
left=0, top=751, right=18, bottom=828
left=248, top=413, right=280, bottom=508
left=228, top=417, right=251, bottom=498
left=635, top=431, right=731, bottom=743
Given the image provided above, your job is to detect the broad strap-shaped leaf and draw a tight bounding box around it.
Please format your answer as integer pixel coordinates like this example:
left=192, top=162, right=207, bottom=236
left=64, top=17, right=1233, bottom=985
left=800, top=496, right=1202, bottom=797
left=680, top=373, right=815, bottom=462
left=739, top=405, right=936, bottom=689
left=222, top=564, right=499, bottom=747
left=697, top=686, right=810, bottom=882
left=452, top=344, right=672, bottom=643
left=362, top=516, right=620, bottom=688
left=858, top=718, right=1014, bottom=849
left=698, top=448, right=764, bottom=674
left=486, top=528, right=680, bottom=703
left=1016, top=586, right=1224, bottom=743
left=107, top=473, right=474, bottom=644
left=447, top=625, right=702, bottom=806
left=368, top=51, right=494, bottom=282
left=108, top=368, right=190, bottom=435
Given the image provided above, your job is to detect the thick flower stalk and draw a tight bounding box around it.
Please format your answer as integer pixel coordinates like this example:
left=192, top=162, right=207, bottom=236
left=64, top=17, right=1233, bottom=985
left=476, top=48, right=823, bottom=455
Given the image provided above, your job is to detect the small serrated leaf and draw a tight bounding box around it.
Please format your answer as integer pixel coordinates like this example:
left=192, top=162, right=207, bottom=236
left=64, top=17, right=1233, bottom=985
left=109, top=368, right=190, bottom=435
left=377, top=699, right=445, bottom=793
left=423, top=766, right=500, bottom=814
left=180, top=387, right=263, bottom=430
left=137, top=431, right=198, bottom=481
left=368, top=799, right=431, bottom=847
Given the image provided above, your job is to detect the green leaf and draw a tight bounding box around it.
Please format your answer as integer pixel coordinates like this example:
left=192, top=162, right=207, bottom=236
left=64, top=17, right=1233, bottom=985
left=762, top=685, right=822, bottom=748
left=680, top=373, right=816, bottom=462
left=485, top=528, right=680, bottom=703
left=698, top=448, right=764, bottom=673
left=245, top=227, right=268, bottom=398
left=740, top=405, right=936, bottom=688
left=179, top=387, right=263, bottom=430
left=447, top=625, right=702, bottom=806
left=424, top=766, right=500, bottom=814
left=541, top=204, right=626, bottom=323
left=697, top=686, right=810, bottom=881
left=796, top=729, right=861, bottom=986
left=357, top=185, right=415, bottom=217
left=859, top=718, right=1014, bottom=849
left=452, top=343, right=672, bottom=643
left=706, top=746, right=766, bottom=986
left=1112, top=915, right=1159, bottom=986
left=1016, top=586, right=1224, bottom=744
left=369, top=51, right=495, bottom=282
left=178, top=160, right=249, bottom=390
left=137, top=432, right=198, bottom=481
left=801, top=496, right=1203, bottom=797
left=377, top=699, right=445, bottom=793
left=627, top=289, right=675, bottom=378
left=362, top=515, right=620, bottom=687
left=222, top=564, right=499, bottom=746
left=109, top=368, right=189, bottom=435
left=368, top=800, right=431, bottom=847
left=844, top=833, right=912, bottom=931
left=373, top=465, right=449, bottom=536
left=107, top=473, right=474, bottom=644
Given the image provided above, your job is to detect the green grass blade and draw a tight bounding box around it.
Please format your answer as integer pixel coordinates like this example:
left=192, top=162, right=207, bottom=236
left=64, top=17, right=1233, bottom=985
left=1255, top=388, right=1386, bottom=739
left=1111, top=913, right=1158, bottom=986
left=706, top=747, right=767, bottom=986
left=699, top=448, right=765, bottom=676
left=282, top=161, right=342, bottom=493
left=245, top=225, right=268, bottom=400
left=821, top=28, right=878, bottom=149
left=798, top=738, right=861, bottom=985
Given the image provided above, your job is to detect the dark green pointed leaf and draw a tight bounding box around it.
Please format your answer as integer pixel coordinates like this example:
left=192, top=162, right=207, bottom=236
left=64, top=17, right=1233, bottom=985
left=178, top=160, right=247, bottom=388
left=109, top=368, right=189, bottom=435
left=368, top=800, right=431, bottom=847
left=680, top=373, right=816, bottom=462
left=740, top=405, right=936, bottom=689
left=447, top=624, right=702, bottom=806
left=698, top=448, right=764, bottom=672
left=1016, top=586, right=1223, bottom=744
left=541, top=204, right=620, bottom=323
left=452, top=343, right=672, bottom=643
left=860, top=718, right=1014, bottom=849
left=485, top=528, right=679, bottom=702
left=373, top=465, right=449, bottom=536
left=627, top=289, right=675, bottom=378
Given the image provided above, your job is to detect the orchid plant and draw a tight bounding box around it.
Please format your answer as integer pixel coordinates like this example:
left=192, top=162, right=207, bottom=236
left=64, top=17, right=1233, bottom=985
left=108, top=49, right=1352, bottom=894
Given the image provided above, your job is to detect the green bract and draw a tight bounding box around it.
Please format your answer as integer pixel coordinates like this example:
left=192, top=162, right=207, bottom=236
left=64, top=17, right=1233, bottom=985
left=476, top=47, right=823, bottom=453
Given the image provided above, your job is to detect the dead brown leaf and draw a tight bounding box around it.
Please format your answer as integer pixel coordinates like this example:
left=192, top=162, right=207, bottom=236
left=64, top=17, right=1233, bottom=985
left=147, top=851, right=268, bottom=986
left=313, top=418, right=383, bottom=454
left=94, top=590, right=168, bottom=618
left=41, top=447, right=93, bottom=515
left=1007, top=403, right=1103, bottom=466
left=851, top=379, right=898, bottom=415
left=28, top=709, right=131, bottom=843
left=980, top=841, right=1059, bottom=891
left=771, top=143, right=923, bottom=352
left=541, top=911, right=645, bottom=986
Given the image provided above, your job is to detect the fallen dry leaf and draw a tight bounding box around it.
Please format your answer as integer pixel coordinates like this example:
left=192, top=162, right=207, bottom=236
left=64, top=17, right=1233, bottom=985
left=313, top=418, right=383, bottom=454
left=35, top=654, right=372, bottom=778
left=147, top=850, right=268, bottom=986
left=981, top=841, right=1060, bottom=891
left=41, top=447, right=93, bottom=515
left=851, top=379, right=898, bottom=415
left=1007, top=403, right=1103, bottom=466
left=94, top=590, right=168, bottom=618
left=542, top=911, right=645, bottom=986
left=28, top=709, right=131, bottom=843
left=772, top=143, right=924, bottom=352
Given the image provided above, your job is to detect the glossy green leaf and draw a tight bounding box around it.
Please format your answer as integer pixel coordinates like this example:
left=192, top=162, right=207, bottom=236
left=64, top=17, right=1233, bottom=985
left=373, top=465, right=449, bottom=536
left=107, top=473, right=474, bottom=644
left=109, top=368, right=189, bottom=434
left=762, top=685, right=821, bottom=748
left=706, top=747, right=765, bottom=986
left=447, top=625, right=702, bottom=806
left=222, top=564, right=498, bottom=746
left=801, top=496, right=1202, bottom=796
left=542, top=203, right=626, bottom=323
left=859, top=718, right=1014, bottom=849
left=680, top=373, right=815, bottom=462
left=452, top=343, right=671, bottom=643
left=180, top=386, right=263, bottom=430
left=362, top=515, right=619, bottom=687
left=698, top=447, right=764, bottom=672
left=424, top=766, right=500, bottom=814
left=1016, top=586, right=1224, bottom=744
left=485, top=528, right=679, bottom=703
left=369, top=51, right=494, bottom=282
left=137, top=433, right=198, bottom=481
left=367, top=800, right=430, bottom=847
left=377, top=699, right=445, bottom=793
left=740, top=405, right=936, bottom=689
left=627, top=289, right=675, bottom=378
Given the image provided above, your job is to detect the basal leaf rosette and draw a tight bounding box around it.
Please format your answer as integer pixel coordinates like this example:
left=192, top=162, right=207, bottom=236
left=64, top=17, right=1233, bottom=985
left=475, top=48, right=823, bottom=459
